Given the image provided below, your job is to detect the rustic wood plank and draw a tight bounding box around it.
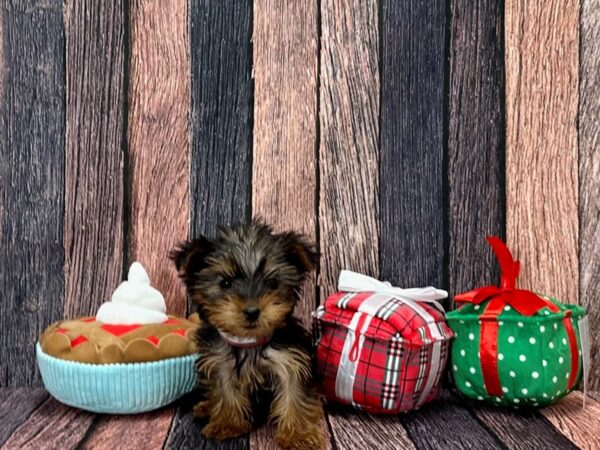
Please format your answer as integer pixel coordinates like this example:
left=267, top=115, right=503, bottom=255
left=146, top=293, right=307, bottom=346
left=190, top=0, right=253, bottom=241
left=1, top=398, right=95, bottom=449
left=165, top=393, right=248, bottom=450
left=379, top=0, right=446, bottom=289
left=174, top=2, right=253, bottom=447
left=128, top=0, right=189, bottom=315
left=63, top=0, right=125, bottom=318
left=0, top=388, right=48, bottom=446
left=327, top=405, right=414, bottom=450
left=448, top=0, right=505, bottom=297
left=399, top=391, right=502, bottom=449
left=540, top=391, right=600, bottom=449
left=249, top=421, right=332, bottom=450
left=319, top=0, right=379, bottom=297
left=505, top=0, right=579, bottom=303
left=467, top=399, right=578, bottom=449
left=579, top=0, right=600, bottom=391
left=252, top=0, right=318, bottom=327
left=0, top=0, right=65, bottom=386
left=79, top=408, right=175, bottom=449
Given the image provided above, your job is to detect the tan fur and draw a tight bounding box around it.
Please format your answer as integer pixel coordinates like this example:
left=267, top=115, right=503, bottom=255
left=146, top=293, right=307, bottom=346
left=266, top=347, right=326, bottom=450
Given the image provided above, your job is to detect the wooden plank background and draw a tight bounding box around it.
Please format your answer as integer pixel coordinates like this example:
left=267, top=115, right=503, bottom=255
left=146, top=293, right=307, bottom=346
left=0, top=0, right=598, bottom=448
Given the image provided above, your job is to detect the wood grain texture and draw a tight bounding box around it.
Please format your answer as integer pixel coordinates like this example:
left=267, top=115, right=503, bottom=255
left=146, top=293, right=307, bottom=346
left=319, top=0, right=380, bottom=298
left=0, top=0, right=65, bottom=386
left=505, top=0, right=579, bottom=303
left=540, top=391, right=600, bottom=450
left=252, top=0, right=318, bottom=327
left=79, top=408, right=174, bottom=449
left=399, top=391, right=502, bottom=450
left=327, top=405, right=415, bottom=450
left=190, top=0, right=253, bottom=241
left=182, top=3, right=253, bottom=447
left=448, top=0, right=505, bottom=297
left=0, top=388, right=48, bottom=446
left=249, top=422, right=332, bottom=450
left=468, top=400, right=578, bottom=449
left=63, top=0, right=125, bottom=317
left=1, top=398, right=94, bottom=450
left=579, top=0, right=600, bottom=391
left=379, top=0, right=446, bottom=288
left=128, top=0, right=189, bottom=315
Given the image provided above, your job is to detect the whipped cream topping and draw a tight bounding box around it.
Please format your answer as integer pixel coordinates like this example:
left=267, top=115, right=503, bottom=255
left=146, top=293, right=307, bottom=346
left=96, top=262, right=168, bottom=325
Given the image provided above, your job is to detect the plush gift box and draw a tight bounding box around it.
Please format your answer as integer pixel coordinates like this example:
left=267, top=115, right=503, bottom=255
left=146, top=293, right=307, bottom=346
left=447, top=237, right=587, bottom=407
left=313, top=271, right=453, bottom=414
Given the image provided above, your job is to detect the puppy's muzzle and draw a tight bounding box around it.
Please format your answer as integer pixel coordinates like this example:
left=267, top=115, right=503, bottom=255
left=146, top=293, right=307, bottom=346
left=243, top=306, right=260, bottom=322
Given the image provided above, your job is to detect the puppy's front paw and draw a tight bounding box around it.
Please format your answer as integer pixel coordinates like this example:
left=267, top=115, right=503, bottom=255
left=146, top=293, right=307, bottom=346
left=193, top=399, right=210, bottom=419
left=276, top=425, right=326, bottom=450
left=201, top=420, right=252, bottom=441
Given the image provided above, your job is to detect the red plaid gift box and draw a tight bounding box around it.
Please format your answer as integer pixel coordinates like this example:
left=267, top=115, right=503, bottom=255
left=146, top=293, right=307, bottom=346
left=313, top=271, right=453, bottom=414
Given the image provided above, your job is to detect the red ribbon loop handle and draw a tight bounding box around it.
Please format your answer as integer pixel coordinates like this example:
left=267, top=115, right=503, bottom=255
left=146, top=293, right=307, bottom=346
left=486, top=236, right=520, bottom=289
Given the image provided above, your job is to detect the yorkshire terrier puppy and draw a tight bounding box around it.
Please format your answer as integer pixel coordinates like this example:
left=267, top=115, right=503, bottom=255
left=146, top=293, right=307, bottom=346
left=170, top=220, right=325, bottom=450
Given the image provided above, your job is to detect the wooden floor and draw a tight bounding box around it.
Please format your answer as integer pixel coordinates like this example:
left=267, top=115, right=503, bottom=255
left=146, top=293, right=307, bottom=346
left=1, top=389, right=599, bottom=450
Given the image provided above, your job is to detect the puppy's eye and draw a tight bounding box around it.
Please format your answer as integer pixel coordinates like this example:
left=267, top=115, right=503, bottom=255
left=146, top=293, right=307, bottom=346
left=220, top=278, right=233, bottom=289
left=265, top=278, right=279, bottom=290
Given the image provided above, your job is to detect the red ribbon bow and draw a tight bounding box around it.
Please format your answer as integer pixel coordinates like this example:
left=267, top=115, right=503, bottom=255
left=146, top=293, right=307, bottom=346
left=454, top=237, right=578, bottom=397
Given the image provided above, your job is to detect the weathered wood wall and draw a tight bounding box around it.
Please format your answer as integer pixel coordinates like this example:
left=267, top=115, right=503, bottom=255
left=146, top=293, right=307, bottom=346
left=0, top=0, right=597, bottom=401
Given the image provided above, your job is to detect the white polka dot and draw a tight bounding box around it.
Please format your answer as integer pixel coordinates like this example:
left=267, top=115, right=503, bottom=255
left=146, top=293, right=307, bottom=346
left=498, top=353, right=504, bottom=360
left=556, top=390, right=561, bottom=396
left=504, top=306, right=511, bottom=311
left=499, top=321, right=504, bottom=326
left=562, top=338, right=567, bottom=345
left=532, top=371, right=540, bottom=379
left=469, top=333, right=475, bottom=340
left=549, top=342, right=555, bottom=349
left=510, top=370, right=516, bottom=378
left=544, top=310, right=550, bottom=315
left=552, top=376, right=558, bottom=383
left=508, top=336, right=515, bottom=344
left=542, top=393, right=548, bottom=398
left=558, top=356, right=564, bottom=364
left=459, top=320, right=465, bottom=324
left=514, top=398, right=520, bottom=403
left=565, top=372, right=570, bottom=379
left=540, top=325, right=545, bottom=332
left=465, top=381, right=472, bottom=388
left=529, top=337, right=536, bottom=344
left=519, top=355, right=526, bottom=362
left=469, top=367, right=476, bottom=374
left=495, top=397, right=501, bottom=403
left=460, top=349, right=466, bottom=357
left=518, top=322, right=524, bottom=327
left=522, top=388, right=528, bottom=395
left=542, top=360, right=548, bottom=367
left=453, top=365, right=458, bottom=371
left=474, top=305, right=480, bottom=310
left=477, top=396, right=483, bottom=400
left=554, top=323, right=558, bottom=330
left=478, top=352, right=481, bottom=358
left=502, top=386, right=509, bottom=393
left=533, top=403, right=539, bottom=407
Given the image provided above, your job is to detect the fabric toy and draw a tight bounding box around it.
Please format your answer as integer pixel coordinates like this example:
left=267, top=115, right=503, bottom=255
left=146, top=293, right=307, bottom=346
left=313, top=270, right=452, bottom=414
left=37, top=262, right=199, bottom=414
left=447, top=237, right=588, bottom=407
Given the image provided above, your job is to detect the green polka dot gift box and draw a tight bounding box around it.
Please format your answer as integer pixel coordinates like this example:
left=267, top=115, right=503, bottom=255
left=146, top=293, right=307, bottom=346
left=446, top=237, right=587, bottom=407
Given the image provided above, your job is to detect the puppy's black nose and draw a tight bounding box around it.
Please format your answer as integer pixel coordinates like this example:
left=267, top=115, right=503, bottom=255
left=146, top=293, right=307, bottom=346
left=244, top=307, right=260, bottom=322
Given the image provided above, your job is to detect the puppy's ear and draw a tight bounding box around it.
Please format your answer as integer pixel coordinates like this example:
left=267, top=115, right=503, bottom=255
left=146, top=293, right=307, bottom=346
left=279, top=232, right=319, bottom=276
left=169, top=236, right=214, bottom=278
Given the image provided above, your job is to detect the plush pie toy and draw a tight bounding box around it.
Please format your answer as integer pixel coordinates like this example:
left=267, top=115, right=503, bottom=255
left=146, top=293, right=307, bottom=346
left=37, top=262, right=199, bottom=414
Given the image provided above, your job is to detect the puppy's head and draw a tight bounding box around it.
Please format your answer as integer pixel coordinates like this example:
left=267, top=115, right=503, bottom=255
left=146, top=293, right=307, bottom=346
left=170, top=220, right=318, bottom=339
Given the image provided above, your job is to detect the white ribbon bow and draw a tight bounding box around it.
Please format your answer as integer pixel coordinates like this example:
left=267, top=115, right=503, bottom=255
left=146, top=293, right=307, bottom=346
left=338, top=270, right=448, bottom=312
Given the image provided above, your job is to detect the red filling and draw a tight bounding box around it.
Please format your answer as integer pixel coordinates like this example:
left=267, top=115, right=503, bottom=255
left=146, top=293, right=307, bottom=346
left=100, top=324, right=142, bottom=336
left=70, top=335, right=88, bottom=348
